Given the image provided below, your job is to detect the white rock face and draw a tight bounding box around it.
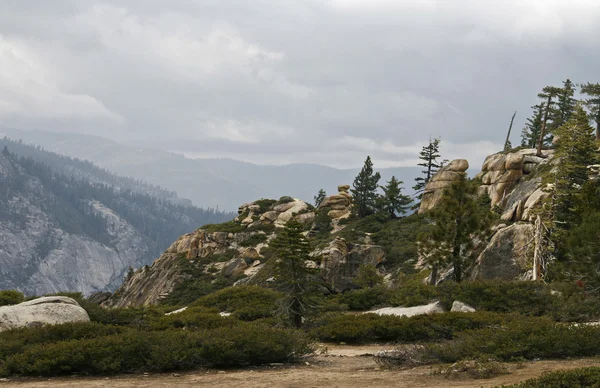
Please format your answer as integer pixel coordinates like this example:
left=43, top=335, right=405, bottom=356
left=0, top=296, right=90, bottom=332
left=451, top=301, right=476, bottom=313
left=367, top=301, right=445, bottom=317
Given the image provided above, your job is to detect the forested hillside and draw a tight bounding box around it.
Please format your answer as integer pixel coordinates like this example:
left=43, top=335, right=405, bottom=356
left=0, top=144, right=234, bottom=295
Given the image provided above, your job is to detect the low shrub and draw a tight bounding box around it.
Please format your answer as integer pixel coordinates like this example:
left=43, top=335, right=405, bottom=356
left=150, top=309, right=240, bottom=331
left=310, top=311, right=513, bottom=344
left=339, top=287, right=391, bottom=311
left=428, top=318, right=600, bottom=363
left=0, top=322, right=129, bottom=359
left=0, top=290, right=24, bottom=307
left=503, top=367, right=600, bottom=387
left=239, top=234, right=268, bottom=247
left=0, top=323, right=312, bottom=377
left=189, top=286, right=282, bottom=321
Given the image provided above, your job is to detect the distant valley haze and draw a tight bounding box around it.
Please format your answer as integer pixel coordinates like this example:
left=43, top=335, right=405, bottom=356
left=1, top=0, right=600, bottom=208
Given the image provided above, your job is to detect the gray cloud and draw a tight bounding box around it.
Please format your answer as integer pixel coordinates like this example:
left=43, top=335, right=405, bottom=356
left=1, top=0, right=599, bottom=170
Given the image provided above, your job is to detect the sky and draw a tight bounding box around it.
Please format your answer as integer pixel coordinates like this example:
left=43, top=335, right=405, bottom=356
left=1, top=0, right=599, bottom=169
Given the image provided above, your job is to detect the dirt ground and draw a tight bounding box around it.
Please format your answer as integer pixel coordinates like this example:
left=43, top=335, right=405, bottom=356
left=1, top=344, right=599, bottom=388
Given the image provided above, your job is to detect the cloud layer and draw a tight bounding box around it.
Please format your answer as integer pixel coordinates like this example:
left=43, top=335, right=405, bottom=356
left=1, top=0, right=599, bottom=170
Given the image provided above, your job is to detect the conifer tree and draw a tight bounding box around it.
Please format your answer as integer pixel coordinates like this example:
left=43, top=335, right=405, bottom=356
left=413, top=137, right=443, bottom=200
left=351, top=156, right=381, bottom=218
left=377, top=176, right=412, bottom=219
left=548, top=105, right=596, bottom=251
left=419, top=174, right=491, bottom=283
left=504, top=111, right=517, bottom=152
left=580, top=82, right=600, bottom=140
left=552, top=79, right=577, bottom=130
left=521, top=104, right=544, bottom=148
left=536, top=86, right=563, bottom=156
left=271, top=220, right=318, bottom=328
left=314, top=189, right=327, bottom=207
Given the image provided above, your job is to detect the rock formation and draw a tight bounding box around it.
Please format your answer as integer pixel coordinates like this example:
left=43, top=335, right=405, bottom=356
left=419, top=159, right=469, bottom=213
left=319, top=184, right=353, bottom=220
left=471, top=223, right=534, bottom=281
left=368, top=301, right=445, bottom=317
left=310, top=236, right=386, bottom=292
left=476, top=148, right=554, bottom=222
left=0, top=296, right=90, bottom=332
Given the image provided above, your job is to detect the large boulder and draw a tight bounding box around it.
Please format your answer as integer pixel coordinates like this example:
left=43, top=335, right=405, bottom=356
left=312, top=236, right=385, bottom=292
left=0, top=296, right=90, bottom=332
left=419, top=159, right=469, bottom=213
left=368, top=301, right=444, bottom=317
left=319, top=184, right=353, bottom=220
left=471, top=223, right=534, bottom=280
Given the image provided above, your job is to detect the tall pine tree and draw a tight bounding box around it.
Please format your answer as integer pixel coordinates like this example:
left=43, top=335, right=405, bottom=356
left=351, top=156, right=381, bottom=218
left=413, top=137, right=443, bottom=200
left=377, top=176, right=412, bottom=219
left=419, top=174, right=491, bottom=283
left=580, top=82, right=600, bottom=140
left=271, top=220, right=319, bottom=328
left=552, top=79, right=577, bottom=131
left=548, top=105, right=596, bottom=252
left=521, top=103, right=544, bottom=148
left=536, top=85, right=562, bottom=156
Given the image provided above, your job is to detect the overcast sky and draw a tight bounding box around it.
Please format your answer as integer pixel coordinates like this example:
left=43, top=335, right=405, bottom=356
left=1, top=0, right=599, bottom=169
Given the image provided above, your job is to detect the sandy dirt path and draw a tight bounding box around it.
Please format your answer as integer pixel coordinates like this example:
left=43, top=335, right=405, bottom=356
left=1, top=344, right=599, bottom=388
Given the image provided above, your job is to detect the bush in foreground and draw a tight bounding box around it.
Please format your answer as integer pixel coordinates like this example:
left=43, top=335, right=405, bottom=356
left=0, top=323, right=312, bottom=376
left=0, top=290, right=24, bottom=307
left=503, top=367, right=600, bottom=387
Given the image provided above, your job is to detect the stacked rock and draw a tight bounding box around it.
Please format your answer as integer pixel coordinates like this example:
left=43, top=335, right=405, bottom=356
left=320, top=184, right=353, bottom=219
left=418, top=159, right=469, bottom=214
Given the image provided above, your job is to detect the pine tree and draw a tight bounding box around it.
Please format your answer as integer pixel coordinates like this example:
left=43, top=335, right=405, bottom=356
left=377, top=176, right=412, bottom=219
left=536, top=86, right=563, bottom=156
left=580, top=82, right=600, bottom=140
left=521, top=104, right=544, bottom=148
left=353, top=264, right=384, bottom=289
left=351, top=156, right=381, bottom=218
left=552, top=79, right=577, bottom=131
left=548, top=105, right=596, bottom=252
left=314, top=189, right=327, bottom=207
left=419, top=175, right=491, bottom=283
left=271, top=220, right=318, bottom=328
left=413, top=137, right=443, bottom=200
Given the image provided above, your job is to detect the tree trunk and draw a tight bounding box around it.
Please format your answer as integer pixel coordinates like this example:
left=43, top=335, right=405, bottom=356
left=596, top=110, right=600, bottom=140
left=536, top=96, right=552, bottom=157
left=429, top=265, right=438, bottom=286
left=504, top=111, right=517, bottom=151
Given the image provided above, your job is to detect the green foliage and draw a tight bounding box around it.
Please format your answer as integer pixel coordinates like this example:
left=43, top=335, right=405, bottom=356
left=564, top=211, right=600, bottom=288
left=419, top=175, right=492, bottom=283
left=353, top=264, right=384, bottom=289
left=310, top=311, right=515, bottom=344
left=426, top=317, right=600, bottom=363
left=339, top=286, right=390, bottom=310
left=413, top=137, right=444, bottom=201
left=521, top=103, right=544, bottom=148
left=189, top=286, right=282, bottom=321
left=377, top=175, right=412, bottom=218
left=312, top=206, right=333, bottom=237
left=0, top=323, right=312, bottom=377
left=201, top=221, right=247, bottom=234
left=271, top=220, right=320, bottom=327
left=149, top=309, right=241, bottom=331
left=239, top=233, right=268, bottom=247
left=548, top=105, right=597, bottom=254
left=314, top=188, right=327, bottom=207
left=0, top=290, right=24, bottom=306
left=351, top=156, right=381, bottom=218
left=579, top=82, right=600, bottom=139
left=255, top=199, right=278, bottom=213
left=504, top=367, right=600, bottom=387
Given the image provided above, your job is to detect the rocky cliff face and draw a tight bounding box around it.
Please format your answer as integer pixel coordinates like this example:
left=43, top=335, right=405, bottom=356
left=106, top=193, right=388, bottom=308
left=0, top=151, right=232, bottom=296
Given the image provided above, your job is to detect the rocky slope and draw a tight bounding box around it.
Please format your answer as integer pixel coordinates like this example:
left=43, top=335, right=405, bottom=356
left=106, top=192, right=386, bottom=308
left=0, top=149, right=233, bottom=296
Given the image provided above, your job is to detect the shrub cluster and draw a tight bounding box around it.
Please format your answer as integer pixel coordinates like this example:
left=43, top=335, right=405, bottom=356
left=310, top=311, right=513, bottom=344
left=189, top=286, right=282, bottom=321
left=503, top=367, right=600, bottom=387
left=0, top=322, right=312, bottom=377
left=0, top=290, right=24, bottom=307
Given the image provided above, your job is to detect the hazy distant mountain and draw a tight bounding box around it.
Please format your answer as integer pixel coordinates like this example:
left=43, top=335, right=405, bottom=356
left=0, top=143, right=234, bottom=295
left=0, top=128, right=421, bottom=211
